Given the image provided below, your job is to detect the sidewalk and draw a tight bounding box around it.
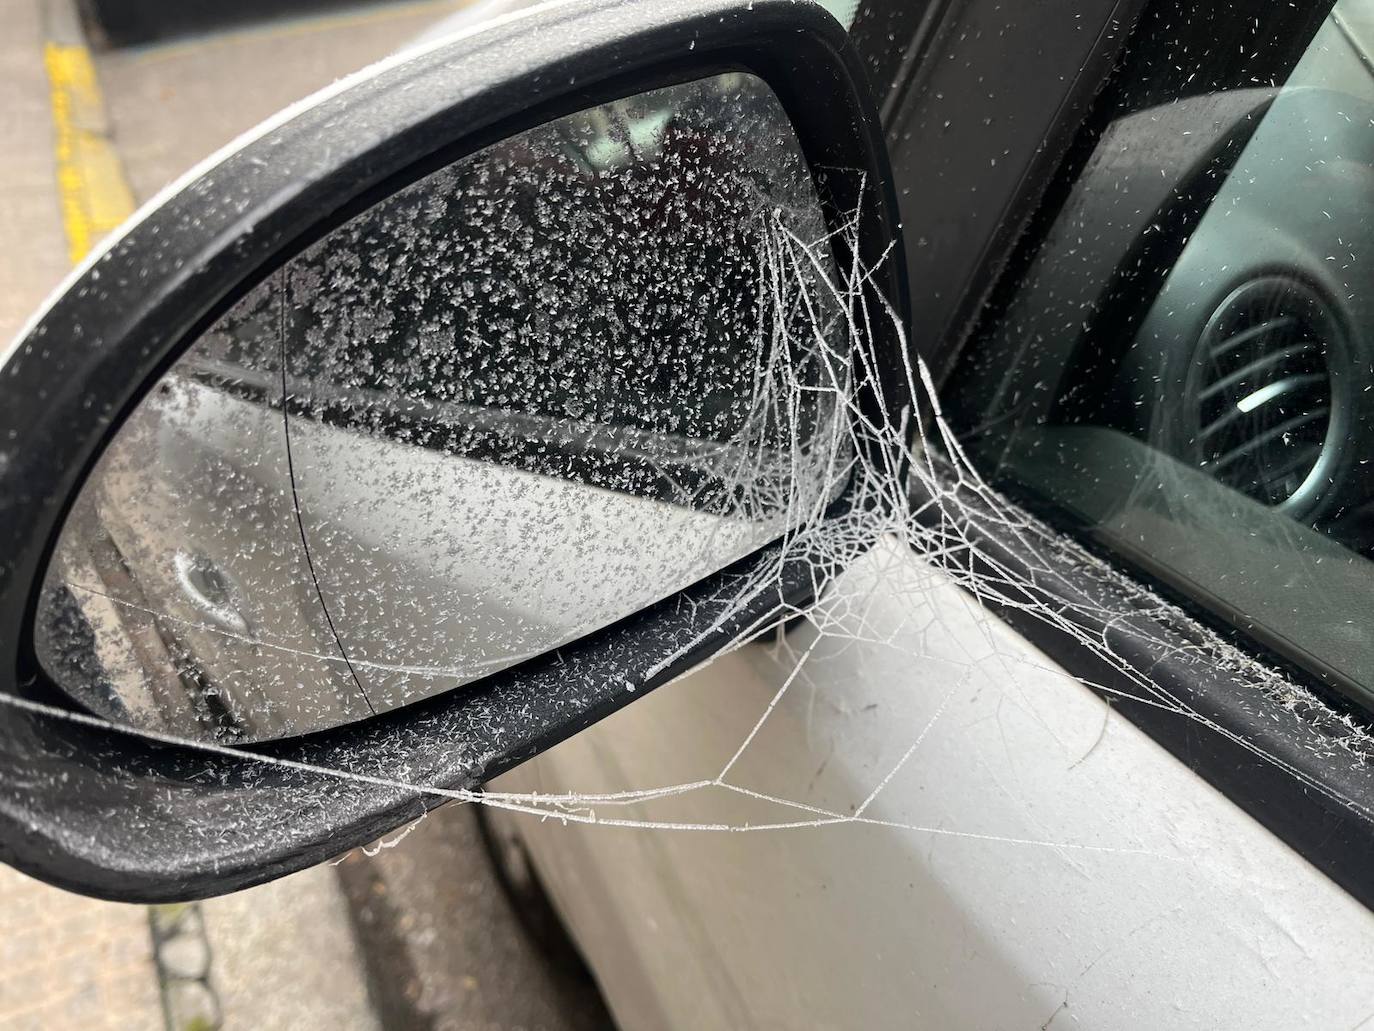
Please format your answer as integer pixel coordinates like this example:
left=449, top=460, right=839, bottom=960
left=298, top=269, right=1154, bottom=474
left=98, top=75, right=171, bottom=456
left=0, top=867, right=163, bottom=1030
left=0, top=0, right=69, bottom=345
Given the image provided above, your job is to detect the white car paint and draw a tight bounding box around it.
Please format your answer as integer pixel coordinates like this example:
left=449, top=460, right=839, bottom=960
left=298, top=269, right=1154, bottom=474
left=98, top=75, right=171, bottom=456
left=494, top=537, right=1374, bottom=1028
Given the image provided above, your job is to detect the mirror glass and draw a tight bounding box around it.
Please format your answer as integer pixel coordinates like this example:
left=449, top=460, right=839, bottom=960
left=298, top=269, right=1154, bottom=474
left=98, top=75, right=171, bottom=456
left=35, top=73, right=850, bottom=742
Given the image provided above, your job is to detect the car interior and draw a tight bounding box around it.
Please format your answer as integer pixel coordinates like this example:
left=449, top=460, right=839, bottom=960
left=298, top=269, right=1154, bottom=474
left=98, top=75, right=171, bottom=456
left=948, top=0, right=1374, bottom=712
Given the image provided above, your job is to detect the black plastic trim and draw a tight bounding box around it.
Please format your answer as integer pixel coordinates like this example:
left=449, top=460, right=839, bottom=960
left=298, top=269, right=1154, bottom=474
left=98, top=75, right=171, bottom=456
left=879, top=0, right=1148, bottom=374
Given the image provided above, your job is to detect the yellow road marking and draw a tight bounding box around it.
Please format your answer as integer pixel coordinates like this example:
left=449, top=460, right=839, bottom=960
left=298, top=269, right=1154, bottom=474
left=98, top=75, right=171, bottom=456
left=43, top=42, right=135, bottom=265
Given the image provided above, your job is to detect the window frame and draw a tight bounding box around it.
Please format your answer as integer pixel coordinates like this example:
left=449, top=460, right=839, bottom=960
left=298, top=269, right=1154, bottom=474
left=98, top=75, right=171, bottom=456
left=901, top=0, right=1374, bottom=909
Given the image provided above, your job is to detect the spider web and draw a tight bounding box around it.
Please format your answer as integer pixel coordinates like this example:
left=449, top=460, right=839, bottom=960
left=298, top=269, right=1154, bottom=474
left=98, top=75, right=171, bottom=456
left=8, top=170, right=1374, bottom=868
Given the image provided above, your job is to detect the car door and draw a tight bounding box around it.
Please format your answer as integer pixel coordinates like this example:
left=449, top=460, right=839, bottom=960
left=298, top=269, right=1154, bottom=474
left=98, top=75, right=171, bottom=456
left=492, top=1, right=1374, bottom=1027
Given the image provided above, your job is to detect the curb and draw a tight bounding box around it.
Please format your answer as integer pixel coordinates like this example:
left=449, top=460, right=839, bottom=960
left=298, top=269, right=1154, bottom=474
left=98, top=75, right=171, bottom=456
left=149, top=904, right=223, bottom=1031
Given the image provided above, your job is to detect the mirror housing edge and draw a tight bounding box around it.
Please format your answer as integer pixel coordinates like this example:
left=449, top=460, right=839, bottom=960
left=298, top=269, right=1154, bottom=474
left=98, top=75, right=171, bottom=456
left=0, top=0, right=907, bottom=901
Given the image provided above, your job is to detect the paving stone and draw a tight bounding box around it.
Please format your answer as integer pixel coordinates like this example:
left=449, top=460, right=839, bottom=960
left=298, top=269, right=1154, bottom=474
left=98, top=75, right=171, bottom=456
left=159, top=931, right=212, bottom=982
left=164, top=978, right=220, bottom=1031
left=0, top=865, right=164, bottom=1030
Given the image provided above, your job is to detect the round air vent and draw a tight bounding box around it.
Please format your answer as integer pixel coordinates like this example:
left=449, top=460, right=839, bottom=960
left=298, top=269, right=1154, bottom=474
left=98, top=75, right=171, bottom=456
left=1188, top=276, right=1346, bottom=514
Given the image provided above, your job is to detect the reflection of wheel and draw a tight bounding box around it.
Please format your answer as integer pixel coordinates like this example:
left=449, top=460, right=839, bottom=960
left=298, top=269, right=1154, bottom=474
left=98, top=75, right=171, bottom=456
left=473, top=802, right=598, bottom=978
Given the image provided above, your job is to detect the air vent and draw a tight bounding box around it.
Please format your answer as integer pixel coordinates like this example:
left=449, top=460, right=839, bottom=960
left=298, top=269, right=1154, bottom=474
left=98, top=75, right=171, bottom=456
left=1190, top=276, right=1342, bottom=511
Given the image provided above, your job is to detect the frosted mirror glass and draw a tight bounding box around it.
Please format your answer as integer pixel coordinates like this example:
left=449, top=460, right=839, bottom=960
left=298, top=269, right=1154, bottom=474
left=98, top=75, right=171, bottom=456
left=34, top=73, right=848, bottom=743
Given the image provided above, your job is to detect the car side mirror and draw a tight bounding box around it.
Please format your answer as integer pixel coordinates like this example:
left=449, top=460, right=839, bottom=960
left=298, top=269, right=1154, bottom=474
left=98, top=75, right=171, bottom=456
left=0, top=0, right=905, bottom=900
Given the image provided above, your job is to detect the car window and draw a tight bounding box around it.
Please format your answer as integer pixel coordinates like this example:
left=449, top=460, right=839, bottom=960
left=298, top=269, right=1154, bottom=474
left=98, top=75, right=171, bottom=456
left=945, top=0, right=1374, bottom=708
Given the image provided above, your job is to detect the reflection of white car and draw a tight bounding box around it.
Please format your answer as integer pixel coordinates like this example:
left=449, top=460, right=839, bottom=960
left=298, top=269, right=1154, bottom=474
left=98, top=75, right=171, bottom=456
left=37, top=67, right=844, bottom=744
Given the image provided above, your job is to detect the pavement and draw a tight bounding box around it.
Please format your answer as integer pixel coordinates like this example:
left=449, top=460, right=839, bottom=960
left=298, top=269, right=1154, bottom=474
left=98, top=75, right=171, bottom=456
left=0, top=0, right=70, bottom=346
left=0, top=866, right=164, bottom=1030
left=0, top=1, right=613, bottom=1027
left=91, top=0, right=478, bottom=201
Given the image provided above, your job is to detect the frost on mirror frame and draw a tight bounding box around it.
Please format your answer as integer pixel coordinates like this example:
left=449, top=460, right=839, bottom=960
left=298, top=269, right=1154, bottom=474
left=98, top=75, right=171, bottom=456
left=33, top=72, right=851, bottom=744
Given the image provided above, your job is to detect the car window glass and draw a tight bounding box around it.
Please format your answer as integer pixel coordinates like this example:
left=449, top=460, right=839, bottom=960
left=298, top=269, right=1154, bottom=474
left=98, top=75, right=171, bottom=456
left=946, top=0, right=1374, bottom=707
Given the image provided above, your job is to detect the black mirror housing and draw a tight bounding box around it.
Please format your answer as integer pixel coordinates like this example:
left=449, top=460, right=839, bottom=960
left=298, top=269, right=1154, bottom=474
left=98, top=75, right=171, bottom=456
left=0, top=0, right=906, bottom=901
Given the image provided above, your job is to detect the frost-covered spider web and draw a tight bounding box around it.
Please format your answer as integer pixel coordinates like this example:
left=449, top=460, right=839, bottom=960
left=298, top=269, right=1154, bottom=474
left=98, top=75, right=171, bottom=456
left=10, top=69, right=1374, bottom=884
left=10, top=156, right=1374, bottom=869
left=450, top=179, right=1374, bottom=849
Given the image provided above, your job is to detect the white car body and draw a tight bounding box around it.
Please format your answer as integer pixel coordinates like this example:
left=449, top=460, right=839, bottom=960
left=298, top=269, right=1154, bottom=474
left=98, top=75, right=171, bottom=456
left=494, top=541, right=1374, bottom=1028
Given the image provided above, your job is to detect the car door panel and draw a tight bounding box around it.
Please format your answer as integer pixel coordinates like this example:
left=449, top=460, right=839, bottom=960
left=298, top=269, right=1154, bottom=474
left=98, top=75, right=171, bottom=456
left=497, top=538, right=1374, bottom=1029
